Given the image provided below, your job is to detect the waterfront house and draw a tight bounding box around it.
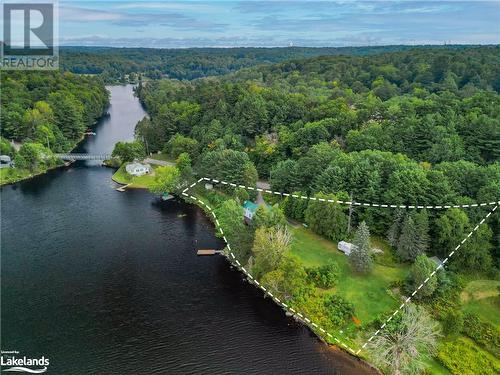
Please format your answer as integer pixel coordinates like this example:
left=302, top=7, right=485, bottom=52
left=125, top=162, right=151, bottom=176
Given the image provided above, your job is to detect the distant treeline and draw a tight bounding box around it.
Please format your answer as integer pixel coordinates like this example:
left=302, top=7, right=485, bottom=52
left=59, top=45, right=483, bottom=82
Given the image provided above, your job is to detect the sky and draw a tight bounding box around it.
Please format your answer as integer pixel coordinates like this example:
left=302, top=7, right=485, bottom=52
left=53, top=1, right=500, bottom=47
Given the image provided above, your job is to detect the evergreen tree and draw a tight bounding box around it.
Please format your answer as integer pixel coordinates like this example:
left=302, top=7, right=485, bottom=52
left=397, top=215, right=421, bottom=261
left=387, top=208, right=405, bottom=247
left=350, top=221, right=373, bottom=273
left=414, top=210, right=430, bottom=253
left=396, top=212, right=429, bottom=262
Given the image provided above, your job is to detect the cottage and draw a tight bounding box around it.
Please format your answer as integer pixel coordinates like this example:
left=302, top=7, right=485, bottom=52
left=338, top=241, right=356, bottom=255
left=125, top=162, right=151, bottom=176
left=243, top=200, right=259, bottom=224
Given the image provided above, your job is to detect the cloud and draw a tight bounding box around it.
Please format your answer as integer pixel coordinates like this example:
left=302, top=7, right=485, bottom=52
left=60, top=5, right=227, bottom=30
left=58, top=1, right=500, bottom=47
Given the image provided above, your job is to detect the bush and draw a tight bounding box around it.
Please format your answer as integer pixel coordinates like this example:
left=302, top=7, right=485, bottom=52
left=442, top=310, right=463, bottom=337
left=234, top=187, right=249, bottom=204
left=0, top=137, right=15, bottom=156
left=324, top=295, right=354, bottom=326
left=404, top=254, right=438, bottom=300
left=307, top=261, right=340, bottom=288
left=462, top=313, right=500, bottom=356
left=437, top=337, right=500, bottom=375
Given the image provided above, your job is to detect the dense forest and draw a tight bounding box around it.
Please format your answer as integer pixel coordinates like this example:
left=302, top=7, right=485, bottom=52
left=60, top=45, right=473, bottom=83
left=134, top=46, right=500, bottom=374
left=0, top=71, right=108, bottom=182
left=137, top=46, right=499, bottom=202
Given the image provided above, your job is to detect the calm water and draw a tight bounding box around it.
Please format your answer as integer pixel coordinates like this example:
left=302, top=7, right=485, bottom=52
left=1, top=85, right=375, bottom=374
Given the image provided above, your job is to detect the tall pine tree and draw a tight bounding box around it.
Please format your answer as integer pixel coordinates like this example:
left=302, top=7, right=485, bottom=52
left=350, top=221, right=373, bottom=273
left=397, top=215, right=419, bottom=261
left=396, top=212, right=429, bottom=262
left=387, top=208, right=405, bottom=247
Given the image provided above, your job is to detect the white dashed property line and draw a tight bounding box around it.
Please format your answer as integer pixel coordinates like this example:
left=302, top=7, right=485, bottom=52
left=185, top=178, right=498, bottom=355
left=183, top=191, right=357, bottom=355
left=198, top=177, right=499, bottom=209
left=355, top=204, right=498, bottom=355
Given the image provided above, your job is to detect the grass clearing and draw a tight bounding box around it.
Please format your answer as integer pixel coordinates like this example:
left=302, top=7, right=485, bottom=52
left=290, top=227, right=409, bottom=326
left=149, top=153, right=175, bottom=162
left=0, top=168, right=32, bottom=185
left=461, top=279, right=500, bottom=327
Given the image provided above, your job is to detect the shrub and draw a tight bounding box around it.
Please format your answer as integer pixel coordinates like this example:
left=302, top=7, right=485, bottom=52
left=404, top=254, right=438, bottom=300
left=462, top=313, right=500, bottom=356
left=324, top=295, right=354, bottom=326
left=234, top=187, right=249, bottom=204
left=437, top=337, right=500, bottom=375
left=307, top=261, right=340, bottom=288
left=441, top=309, right=463, bottom=337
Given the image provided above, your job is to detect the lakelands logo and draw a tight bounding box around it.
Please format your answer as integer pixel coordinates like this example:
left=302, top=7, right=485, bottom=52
left=1, top=351, right=49, bottom=373
left=1, top=0, right=59, bottom=70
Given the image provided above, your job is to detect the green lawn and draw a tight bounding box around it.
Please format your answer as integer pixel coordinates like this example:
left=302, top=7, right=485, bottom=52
left=290, top=227, right=409, bottom=326
left=0, top=167, right=32, bottom=185
left=112, top=164, right=156, bottom=189
left=148, top=153, right=176, bottom=163
left=424, top=357, right=453, bottom=375
left=461, top=279, right=500, bottom=327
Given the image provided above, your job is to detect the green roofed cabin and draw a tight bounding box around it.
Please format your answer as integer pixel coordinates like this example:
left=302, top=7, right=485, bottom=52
left=243, top=200, right=259, bottom=224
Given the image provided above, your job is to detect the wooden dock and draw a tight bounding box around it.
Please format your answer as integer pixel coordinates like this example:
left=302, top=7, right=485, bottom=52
left=197, top=249, right=222, bottom=256
left=116, top=183, right=131, bottom=192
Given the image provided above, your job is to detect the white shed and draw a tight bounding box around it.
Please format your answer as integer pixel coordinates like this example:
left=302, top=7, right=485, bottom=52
left=338, top=241, right=357, bottom=256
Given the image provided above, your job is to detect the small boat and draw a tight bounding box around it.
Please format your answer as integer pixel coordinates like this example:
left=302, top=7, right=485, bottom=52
left=197, top=249, right=222, bottom=256
left=161, top=192, right=174, bottom=201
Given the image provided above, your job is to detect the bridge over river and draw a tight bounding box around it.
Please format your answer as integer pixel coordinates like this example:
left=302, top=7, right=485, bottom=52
left=55, top=153, right=111, bottom=161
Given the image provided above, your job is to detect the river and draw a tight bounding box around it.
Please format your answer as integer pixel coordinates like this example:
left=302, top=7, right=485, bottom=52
left=1, top=85, right=376, bottom=374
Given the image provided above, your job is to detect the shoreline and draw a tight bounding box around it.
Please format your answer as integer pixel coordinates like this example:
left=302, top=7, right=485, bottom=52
left=184, top=192, right=381, bottom=374
left=0, top=160, right=74, bottom=187
left=116, top=182, right=380, bottom=373
left=1, top=103, right=109, bottom=187
left=104, top=169, right=380, bottom=373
